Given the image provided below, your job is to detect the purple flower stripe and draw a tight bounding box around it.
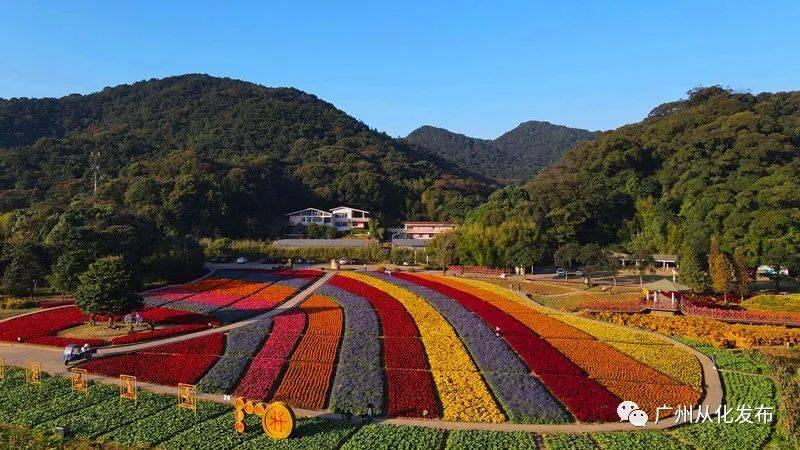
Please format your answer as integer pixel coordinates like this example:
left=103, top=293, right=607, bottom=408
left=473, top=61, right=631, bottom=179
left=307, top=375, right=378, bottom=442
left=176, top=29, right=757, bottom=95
left=371, top=272, right=570, bottom=423
left=317, top=285, right=380, bottom=336
left=197, top=318, right=273, bottom=394
left=317, top=283, right=385, bottom=415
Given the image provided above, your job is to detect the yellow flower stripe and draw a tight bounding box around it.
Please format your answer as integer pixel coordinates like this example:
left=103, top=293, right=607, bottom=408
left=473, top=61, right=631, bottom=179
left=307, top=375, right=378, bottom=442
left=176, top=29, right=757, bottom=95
left=424, top=274, right=702, bottom=391
left=340, top=271, right=505, bottom=423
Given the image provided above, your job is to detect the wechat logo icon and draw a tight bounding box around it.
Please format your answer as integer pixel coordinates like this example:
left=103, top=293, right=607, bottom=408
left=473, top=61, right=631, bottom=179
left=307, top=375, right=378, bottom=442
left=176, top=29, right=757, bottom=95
left=617, top=401, right=648, bottom=427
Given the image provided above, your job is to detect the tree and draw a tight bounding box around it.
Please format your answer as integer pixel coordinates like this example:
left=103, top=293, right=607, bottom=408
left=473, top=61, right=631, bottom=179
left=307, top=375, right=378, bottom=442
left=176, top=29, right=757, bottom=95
left=2, top=241, right=49, bottom=297
left=732, top=249, right=751, bottom=301
left=762, top=243, right=791, bottom=291
left=430, top=231, right=457, bottom=274
left=505, top=242, right=545, bottom=275
left=629, top=243, right=656, bottom=286
left=74, top=256, right=142, bottom=327
left=367, top=218, right=384, bottom=240
left=708, top=238, right=733, bottom=301
left=578, top=244, right=612, bottom=286
left=48, top=249, right=93, bottom=293
left=679, top=245, right=709, bottom=293
left=554, top=243, right=581, bottom=281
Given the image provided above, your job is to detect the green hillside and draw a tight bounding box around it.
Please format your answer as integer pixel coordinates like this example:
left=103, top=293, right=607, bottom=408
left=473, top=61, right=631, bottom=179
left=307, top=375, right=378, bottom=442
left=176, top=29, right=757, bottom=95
left=456, top=87, right=800, bottom=268
left=0, top=74, right=494, bottom=238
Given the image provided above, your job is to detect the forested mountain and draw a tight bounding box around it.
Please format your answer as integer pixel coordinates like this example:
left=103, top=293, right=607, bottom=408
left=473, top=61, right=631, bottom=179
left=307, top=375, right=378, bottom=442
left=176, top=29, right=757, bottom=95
left=406, top=121, right=597, bottom=182
left=0, top=74, right=494, bottom=239
left=455, top=87, right=800, bottom=270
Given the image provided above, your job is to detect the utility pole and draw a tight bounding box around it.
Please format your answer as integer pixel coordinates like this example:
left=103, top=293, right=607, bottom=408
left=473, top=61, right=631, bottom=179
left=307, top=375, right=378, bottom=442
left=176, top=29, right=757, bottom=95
left=90, top=150, right=100, bottom=195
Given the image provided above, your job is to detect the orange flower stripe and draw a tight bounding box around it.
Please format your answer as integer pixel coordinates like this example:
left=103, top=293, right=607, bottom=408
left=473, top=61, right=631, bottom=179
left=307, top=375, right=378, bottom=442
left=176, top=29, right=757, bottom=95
left=421, top=274, right=702, bottom=410
left=602, top=380, right=701, bottom=418
left=272, top=295, right=342, bottom=409
left=416, top=274, right=590, bottom=339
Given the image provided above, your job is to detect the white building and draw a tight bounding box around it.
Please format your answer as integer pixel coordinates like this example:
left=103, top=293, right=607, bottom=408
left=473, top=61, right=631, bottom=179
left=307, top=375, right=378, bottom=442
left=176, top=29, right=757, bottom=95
left=330, top=206, right=370, bottom=231
left=403, top=221, right=456, bottom=240
left=285, top=206, right=370, bottom=232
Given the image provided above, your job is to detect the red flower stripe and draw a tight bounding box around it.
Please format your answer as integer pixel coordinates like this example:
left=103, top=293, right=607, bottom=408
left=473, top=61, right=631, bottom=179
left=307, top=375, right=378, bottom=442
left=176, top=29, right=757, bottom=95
left=0, top=306, right=86, bottom=343
left=396, top=272, right=621, bottom=422
left=272, top=295, right=343, bottom=409
left=329, top=275, right=440, bottom=418
left=81, top=333, right=224, bottom=385
left=27, top=336, right=107, bottom=347
left=110, top=323, right=210, bottom=345
left=234, top=309, right=306, bottom=400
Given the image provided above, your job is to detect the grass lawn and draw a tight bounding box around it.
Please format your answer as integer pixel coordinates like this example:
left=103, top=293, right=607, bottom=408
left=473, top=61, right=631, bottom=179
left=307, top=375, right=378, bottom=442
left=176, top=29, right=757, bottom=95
left=742, top=294, right=800, bottom=313
left=0, top=308, right=39, bottom=320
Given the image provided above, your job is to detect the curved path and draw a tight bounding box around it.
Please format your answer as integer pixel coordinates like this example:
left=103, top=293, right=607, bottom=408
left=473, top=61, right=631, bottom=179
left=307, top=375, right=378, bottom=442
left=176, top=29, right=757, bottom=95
left=0, top=270, right=723, bottom=434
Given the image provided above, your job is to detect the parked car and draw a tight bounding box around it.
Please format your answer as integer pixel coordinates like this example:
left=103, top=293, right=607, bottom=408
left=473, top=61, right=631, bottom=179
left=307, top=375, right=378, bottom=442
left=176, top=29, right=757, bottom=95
left=575, top=270, right=584, bottom=277
left=555, top=268, right=566, bottom=278
left=339, top=258, right=349, bottom=265
left=235, top=256, right=248, bottom=264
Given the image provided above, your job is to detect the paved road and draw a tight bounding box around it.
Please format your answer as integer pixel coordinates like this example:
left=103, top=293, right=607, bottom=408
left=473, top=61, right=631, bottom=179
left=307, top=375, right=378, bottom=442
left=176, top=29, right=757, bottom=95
left=0, top=270, right=723, bottom=433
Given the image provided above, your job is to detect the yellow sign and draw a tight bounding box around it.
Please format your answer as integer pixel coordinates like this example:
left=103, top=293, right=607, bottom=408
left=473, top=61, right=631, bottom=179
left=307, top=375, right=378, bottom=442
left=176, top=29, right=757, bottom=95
left=25, top=361, right=41, bottom=385
left=262, top=401, right=295, bottom=440
left=0, top=356, right=4, bottom=380
left=71, top=368, right=89, bottom=396
left=233, top=398, right=295, bottom=440
left=177, top=383, right=197, bottom=412
left=119, top=375, right=137, bottom=403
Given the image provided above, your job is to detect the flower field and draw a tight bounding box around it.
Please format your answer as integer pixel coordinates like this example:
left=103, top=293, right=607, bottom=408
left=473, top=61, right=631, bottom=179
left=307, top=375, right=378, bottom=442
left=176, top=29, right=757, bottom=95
left=0, top=334, right=774, bottom=450
left=0, top=303, right=220, bottom=347
left=72, top=269, right=704, bottom=425
left=0, top=306, right=99, bottom=346
left=594, top=312, right=800, bottom=348
left=82, top=333, right=224, bottom=385
left=148, top=269, right=322, bottom=320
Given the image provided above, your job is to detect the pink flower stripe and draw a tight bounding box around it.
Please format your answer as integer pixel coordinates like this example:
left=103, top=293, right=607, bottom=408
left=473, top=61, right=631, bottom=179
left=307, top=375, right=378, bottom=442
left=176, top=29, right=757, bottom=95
left=234, top=310, right=307, bottom=400
left=143, top=275, right=237, bottom=306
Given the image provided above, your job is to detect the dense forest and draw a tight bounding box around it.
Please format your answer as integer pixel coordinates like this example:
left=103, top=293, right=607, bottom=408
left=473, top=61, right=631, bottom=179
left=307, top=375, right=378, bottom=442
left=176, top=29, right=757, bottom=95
left=455, top=87, right=800, bottom=277
left=0, top=74, right=495, bottom=290
left=406, top=121, right=597, bottom=182
left=0, top=74, right=494, bottom=237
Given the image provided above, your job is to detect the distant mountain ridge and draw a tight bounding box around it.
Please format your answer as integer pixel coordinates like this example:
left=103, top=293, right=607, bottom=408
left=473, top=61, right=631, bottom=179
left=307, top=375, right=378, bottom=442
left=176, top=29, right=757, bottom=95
left=405, top=121, right=598, bottom=182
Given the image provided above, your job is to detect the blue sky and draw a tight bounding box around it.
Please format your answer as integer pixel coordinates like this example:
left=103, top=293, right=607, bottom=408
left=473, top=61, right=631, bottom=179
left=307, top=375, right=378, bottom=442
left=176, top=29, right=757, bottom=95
left=2, top=1, right=799, bottom=138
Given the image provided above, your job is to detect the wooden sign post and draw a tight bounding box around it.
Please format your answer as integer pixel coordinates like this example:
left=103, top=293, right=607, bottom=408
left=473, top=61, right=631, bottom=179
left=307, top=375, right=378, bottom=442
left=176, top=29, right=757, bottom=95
left=0, top=356, right=4, bottom=381
left=119, top=375, right=137, bottom=404
left=177, top=383, right=197, bottom=413
left=71, top=368, right=89, bottom=396
left=25, top=361, right=41, bottom=385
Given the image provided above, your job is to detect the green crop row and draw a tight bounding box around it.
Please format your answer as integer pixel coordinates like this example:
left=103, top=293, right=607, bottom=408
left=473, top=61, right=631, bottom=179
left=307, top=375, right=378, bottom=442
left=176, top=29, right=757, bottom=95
left=340, top=424, right=446, bottom=450
left=0, top=337, right=783, bottom=450
left=99, top=399, right=229, bottom=446
left=445, top=430, right=539, bottom=449
left=36, top=390, right=174, bottom=438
